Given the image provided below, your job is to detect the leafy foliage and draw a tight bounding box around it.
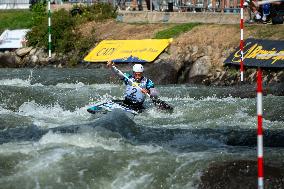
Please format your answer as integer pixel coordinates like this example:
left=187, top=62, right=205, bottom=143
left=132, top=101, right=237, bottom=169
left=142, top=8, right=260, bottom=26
left=26, top=3, right=115, bottom=64
left=27, top=9, right=77, bottom=53
left=30, top=1, right=47, bottom=25
left=72, top=3, right=116, bottom=23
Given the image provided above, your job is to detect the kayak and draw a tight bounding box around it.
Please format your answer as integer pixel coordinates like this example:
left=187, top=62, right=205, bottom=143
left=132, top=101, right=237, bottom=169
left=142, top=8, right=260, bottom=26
left=87, top=100, right=139, bottom=115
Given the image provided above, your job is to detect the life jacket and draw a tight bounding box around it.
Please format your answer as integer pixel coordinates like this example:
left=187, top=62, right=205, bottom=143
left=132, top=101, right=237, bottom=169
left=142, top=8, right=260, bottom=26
left=122, top=73, right=154, bottom=104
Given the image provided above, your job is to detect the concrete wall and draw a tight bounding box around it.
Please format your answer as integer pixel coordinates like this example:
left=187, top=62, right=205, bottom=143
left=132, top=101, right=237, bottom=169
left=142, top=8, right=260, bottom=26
left=116, top=11, right=240, bottom=24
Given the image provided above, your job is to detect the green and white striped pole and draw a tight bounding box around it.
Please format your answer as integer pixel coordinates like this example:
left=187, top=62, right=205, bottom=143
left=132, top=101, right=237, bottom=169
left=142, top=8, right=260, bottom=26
left=48, top=0, right=51, bottom=58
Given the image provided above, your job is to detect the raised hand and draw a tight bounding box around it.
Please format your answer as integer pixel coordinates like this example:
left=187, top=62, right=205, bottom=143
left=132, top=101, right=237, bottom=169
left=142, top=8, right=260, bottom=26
left=107, top=60, right=114, bottom=68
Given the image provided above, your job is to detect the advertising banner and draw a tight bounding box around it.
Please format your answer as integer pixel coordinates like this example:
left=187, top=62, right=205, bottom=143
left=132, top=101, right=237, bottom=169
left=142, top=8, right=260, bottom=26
left=84, top=39, right=172, bottom=63
left=224, top=39, right=284, bottom=68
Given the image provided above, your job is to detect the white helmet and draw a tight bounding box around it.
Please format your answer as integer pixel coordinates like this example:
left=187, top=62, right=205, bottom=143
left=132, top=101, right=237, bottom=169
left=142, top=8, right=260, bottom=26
left=133, top=64, right=144, bottom=73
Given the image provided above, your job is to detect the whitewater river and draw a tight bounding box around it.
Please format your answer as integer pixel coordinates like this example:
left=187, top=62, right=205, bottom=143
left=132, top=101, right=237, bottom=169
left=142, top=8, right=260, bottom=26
left=0, top=68, right=283, bottom=189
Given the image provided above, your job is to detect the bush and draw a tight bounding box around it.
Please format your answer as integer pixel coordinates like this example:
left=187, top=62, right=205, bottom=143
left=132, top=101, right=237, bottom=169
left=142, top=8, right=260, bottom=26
left=72, top=3, right=116, bottom=23
left=27, top=9, right=77, bottom=53
left=30, top=0, right=46, bottom=9
left=26, top=3, right=116, bottom=65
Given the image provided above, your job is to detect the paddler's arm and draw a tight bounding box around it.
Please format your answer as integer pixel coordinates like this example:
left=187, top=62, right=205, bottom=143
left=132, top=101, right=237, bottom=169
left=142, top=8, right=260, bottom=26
left=107, top=60, right=125, bottom=79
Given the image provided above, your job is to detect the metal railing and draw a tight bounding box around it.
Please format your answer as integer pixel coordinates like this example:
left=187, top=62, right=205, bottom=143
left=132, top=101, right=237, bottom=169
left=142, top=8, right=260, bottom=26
left=115, top=0, right=241, bottom=12
left=0, top=0, right=241, bottom=12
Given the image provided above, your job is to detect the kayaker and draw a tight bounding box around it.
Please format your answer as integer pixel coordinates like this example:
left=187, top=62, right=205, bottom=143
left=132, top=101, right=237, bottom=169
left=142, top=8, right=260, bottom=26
left=107, top=60, right=158, bottom=111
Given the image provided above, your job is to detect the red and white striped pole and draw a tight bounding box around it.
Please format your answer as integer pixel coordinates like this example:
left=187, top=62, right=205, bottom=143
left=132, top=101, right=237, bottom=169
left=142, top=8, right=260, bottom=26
left=257, top=68, right=264, bottom=189
left=240, top=0, right=244, bottom=81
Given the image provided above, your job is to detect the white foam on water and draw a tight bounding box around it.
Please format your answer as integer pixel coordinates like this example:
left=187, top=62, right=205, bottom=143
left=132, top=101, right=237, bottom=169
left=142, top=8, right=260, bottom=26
left=0, top=78, right=120, bottom=90
left=159, top=96, right=195, bottom=102
left=0, top=105, right=12, bottom=114
left=38, top=131, right=165, bottom=154
left=111, top=161, right=153, bottom=189
left=134, top=144, right=163, bottom=154
left=89, top=83, right=120, bottom=90
left=55, top=82, right=86, bottom=89
left=199, top=95, right=240, bottom=103
left=19, top=148, right=70, bottom=175
left=147, top=123, right=194, bottom=129
left=0, top=78, right=43, bottom=87
left=0, top=142, right=39, bottom=155
left=165, top=153, right=212, bottom=189
left=17, top=101, right=92, bottom=128
left=88, top=93, right=126, bottom=107
left=112, top=174, right=153, bottom=189
left=39, top=131, right=125, bottom=151
left=0, top=145, right=71, bottom=181
left=142, top=107, right=183, bottom=119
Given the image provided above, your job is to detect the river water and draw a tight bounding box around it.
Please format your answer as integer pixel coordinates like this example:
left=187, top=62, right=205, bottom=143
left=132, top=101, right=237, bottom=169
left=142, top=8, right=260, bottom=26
left=0, top=68, right=283, bottom=189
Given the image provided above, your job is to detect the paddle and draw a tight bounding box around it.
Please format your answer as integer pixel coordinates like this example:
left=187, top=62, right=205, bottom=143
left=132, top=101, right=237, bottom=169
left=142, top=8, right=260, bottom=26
left=111, top=65, right=174, bottom=111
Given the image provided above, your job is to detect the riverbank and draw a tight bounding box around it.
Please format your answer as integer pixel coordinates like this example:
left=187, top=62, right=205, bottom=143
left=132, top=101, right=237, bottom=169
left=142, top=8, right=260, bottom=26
left=1, top=20, right=283, bottom=93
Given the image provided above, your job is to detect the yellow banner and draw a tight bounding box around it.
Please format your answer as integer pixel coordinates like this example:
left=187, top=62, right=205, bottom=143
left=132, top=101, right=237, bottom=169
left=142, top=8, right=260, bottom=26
left=84, top=39, right=172, bottom=63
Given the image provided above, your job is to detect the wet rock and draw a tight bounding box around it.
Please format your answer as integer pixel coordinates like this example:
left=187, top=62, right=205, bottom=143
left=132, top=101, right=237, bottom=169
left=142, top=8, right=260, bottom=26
left=145, top=60, right=178, bottom=84
left=184, top=53, right=192, bottom=63
left=38, top=56, right=49, bottom=65
left=266, top=82, right=284, bottom=96
left=31, top=55, right=38, bottom=64
left=21, top=56, right=30, bottom=66
left=15, top=47, right=33, bottom=57
left=35, top=48, right=44, bottom=57
left=158, top=52, right=171, bottom=61
left=14, top=55, right=22, bottom=66
left=215, top=68, right=222, bottom=73
left=29, top=48, right=37, bottom=56
left=218, top=71, right=226, bottom=81
left=247, top=70, right=257, bottom=83
left=0, top=53, right=18, bottom=68
left=188, top=56, right=211, bottom=81
left=199, top=160, right=284, bottom=189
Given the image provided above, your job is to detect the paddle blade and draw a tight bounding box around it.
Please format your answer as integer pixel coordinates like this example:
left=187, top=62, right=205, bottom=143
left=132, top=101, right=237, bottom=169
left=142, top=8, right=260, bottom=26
left=151, top=97, right=174, bottom=112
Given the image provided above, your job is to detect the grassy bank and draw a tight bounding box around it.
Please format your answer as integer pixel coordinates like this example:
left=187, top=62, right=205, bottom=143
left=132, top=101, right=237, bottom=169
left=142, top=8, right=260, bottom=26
left=0, top=10, right=33, bottom=33
left=154, top=23, right=200, bottom=39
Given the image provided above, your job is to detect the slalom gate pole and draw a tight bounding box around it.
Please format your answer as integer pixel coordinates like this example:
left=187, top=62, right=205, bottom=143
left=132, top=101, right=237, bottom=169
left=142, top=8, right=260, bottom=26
left=48, top=0, right=52, bottom=58
left=240, top=0, right=244, bottom=81
left=257, top=68, right=264, bottom=189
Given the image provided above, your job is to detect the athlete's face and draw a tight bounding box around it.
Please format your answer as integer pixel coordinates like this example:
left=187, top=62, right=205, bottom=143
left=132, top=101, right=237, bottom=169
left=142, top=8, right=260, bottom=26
left=133, top=72, right=143, bottom=81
